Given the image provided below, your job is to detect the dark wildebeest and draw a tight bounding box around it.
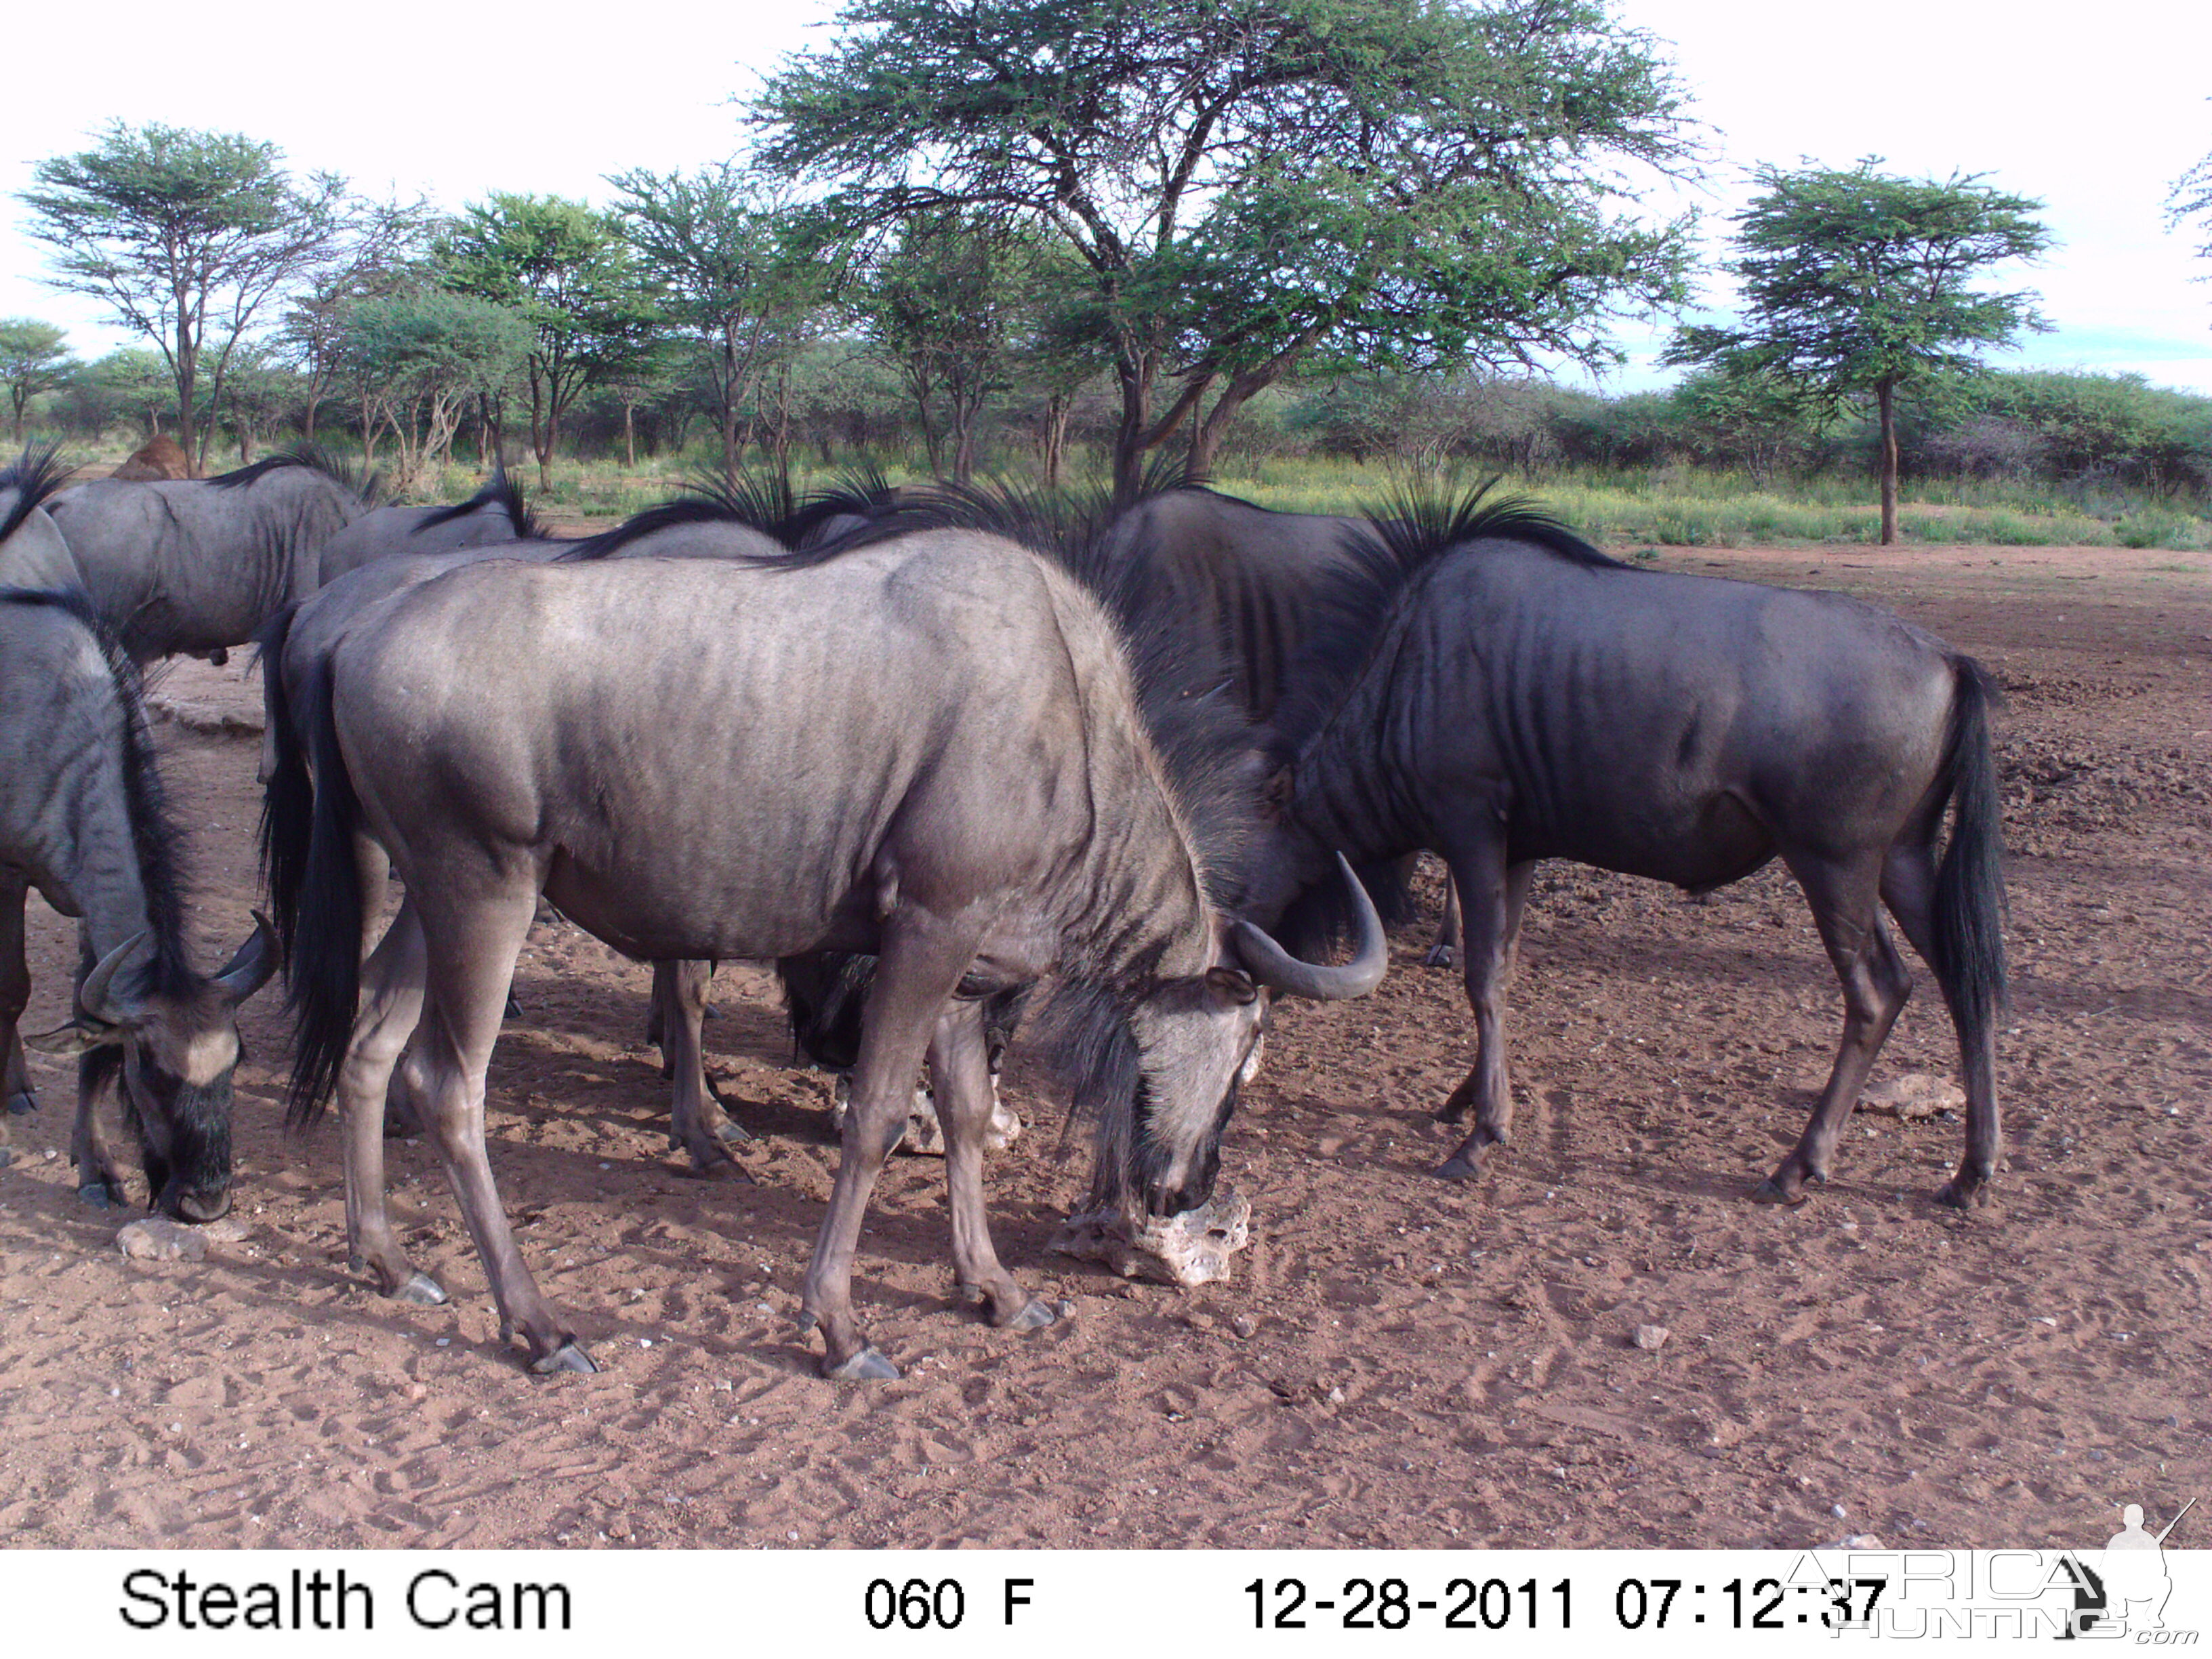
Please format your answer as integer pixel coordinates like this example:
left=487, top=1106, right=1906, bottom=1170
left=1239, top=487, right=2005, bottom=1208
left=260, top=501, right=798, bottom=1168
left=269, top=533, right=1383, bottom=1378
left=311, top=461, right=549, bottom=586
left=0, top=562, right=275, bottom=1212
left=46, top=447, right=377, bottom=662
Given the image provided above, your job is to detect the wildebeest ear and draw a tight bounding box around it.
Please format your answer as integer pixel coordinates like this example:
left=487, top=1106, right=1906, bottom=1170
left=1204, top=966, right=1259, bottom=1007
left=214, top=912, right=279, bottom=1005
left=24, top=1018, right=121, bottom=1057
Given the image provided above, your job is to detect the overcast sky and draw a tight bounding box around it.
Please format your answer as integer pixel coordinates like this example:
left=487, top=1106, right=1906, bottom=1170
left=3, top=0, right=2207, bottom=394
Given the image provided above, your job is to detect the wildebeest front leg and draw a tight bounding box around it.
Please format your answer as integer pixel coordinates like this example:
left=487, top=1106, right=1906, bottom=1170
left=411, top=891, right=592, bottom=1374
left=655, top=960, right=749, bottom=1170
left=0, top=872, right=35, bottom=1117
left=336, top=902, right=443, bottom=1305
left=1437, top=851, right=1535, bottom=1181
left=1426, top=872, right=1463, bottom=970
left=70, top=1049, right=127, bottom=1206
left=802, top=907, right=983, bottom=1381
left=1753, top=855, right=1911, bottom=1205
left=933, top=999, right=1054, bottom=1333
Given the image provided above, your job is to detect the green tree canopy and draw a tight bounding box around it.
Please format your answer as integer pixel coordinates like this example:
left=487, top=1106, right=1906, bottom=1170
left=1666, top=158, right=2051, bottom=543
left=756, top=0, right=1698, bottom=497
left=335, top=288, right=534, bottom=491
left=438, top=193, right=663, bottom=487
left=18, top=122, right=347, bottom=473
left=0, top=318, right=81, bottom=442
left=605, top=164, right=827, bottom=477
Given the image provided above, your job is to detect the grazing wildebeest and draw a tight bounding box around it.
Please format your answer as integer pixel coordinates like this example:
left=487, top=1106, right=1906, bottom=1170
left=46, top=447, right=377, bottom=662
left=269, top=533, right=1383, bottom=1378
left=1239, top=487, right=2005, bottom=1208
left=0, top=577, right=276, bottom=1212
left=312, top=461, right=549, bottom=585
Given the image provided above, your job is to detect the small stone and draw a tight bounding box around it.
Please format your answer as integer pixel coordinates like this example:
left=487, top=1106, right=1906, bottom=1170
left=1230, top=1314, right=1258, bottom=1339
left=116, top=1218, right=207, bottom=1262
left=1832, top=1503, right=1849, bottom=1519
left=1840, top=1534, right=1883, bottom=1549
left=1633, top=1324, right=1670, bottom=1351
left=200, top=1216, right=251, bottom=1244
left=1326, top=1385, right=1345, bottom=1404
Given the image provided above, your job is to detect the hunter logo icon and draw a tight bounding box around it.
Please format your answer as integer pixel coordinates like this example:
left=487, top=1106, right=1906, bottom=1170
left=2061, top=1498, right=2195, bottom=1638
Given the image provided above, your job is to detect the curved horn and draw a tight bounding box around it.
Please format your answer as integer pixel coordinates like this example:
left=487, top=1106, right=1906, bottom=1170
left=79, top=930, right=150, bottom=1027
left=214, top=911, right=279, bottom=1005
left=1230, top=853, right=1389, bottom=1001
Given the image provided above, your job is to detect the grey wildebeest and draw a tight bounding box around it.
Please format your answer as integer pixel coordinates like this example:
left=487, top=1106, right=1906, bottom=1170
left=46, top=447, right=376, bottom=662
left=311, top=462, right=550, bottom=586
left=1238, top=487, right=2006, bottom=1208
left=269, top=530, right=1383, bottom=1378
left=0, top=567, right=275, bottom=1210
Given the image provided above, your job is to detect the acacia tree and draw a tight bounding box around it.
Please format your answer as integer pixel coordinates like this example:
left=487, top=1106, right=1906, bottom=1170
left=18, top=123, right=347, bottom=474
left=2171, top=138, right=2212, bottom=288
left=605, top=164, right=826, bottom=478
left=0, top=319, right=80, bottom=441
left=1666, top=160, right=2050, bottom=544
left=756, top=0, right=1698, bottom=499
left=280, top=194, right=438, bottom=442
left=439, top=194, right=662, bottom=489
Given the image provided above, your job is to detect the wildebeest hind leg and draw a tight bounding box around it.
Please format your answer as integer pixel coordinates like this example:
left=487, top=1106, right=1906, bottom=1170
left=337, top=901, right=441, bottom=1303
left=0, top=872, right=35, bottom=1117
left=657, top=959, right=749, bottom=1170
left=1437, top=855, right=1534, bottom=1180
left=1881, top=842, right=2000, bottom=1208
left=411, top=889, right=592, bottom=1374
left=933, top=999, right=1052, bottom=1332
left=1753, top=855, right=1910, bottom=1204
left=802, top=907, right=985, bottom=1380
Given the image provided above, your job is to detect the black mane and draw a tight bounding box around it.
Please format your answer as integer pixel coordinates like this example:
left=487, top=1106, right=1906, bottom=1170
left=0, top=586, right=192, bottom=998
left=1265, top=480, right=1618, bottom=771
left=207, top=444, right=385, bottom=506
left=416, top=459, right=542, bottom=541
left=552, top=470, right=807, bottom=562
left=0, top=444, right=77, bottom=544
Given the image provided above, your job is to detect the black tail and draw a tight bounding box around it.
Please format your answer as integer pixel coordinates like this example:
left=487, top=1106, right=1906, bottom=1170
left=255, top=605, right=312, bottom=965
left=282, top=656, right=366, bottom=1127
left=1929, top=656, right=2007, bottom=1036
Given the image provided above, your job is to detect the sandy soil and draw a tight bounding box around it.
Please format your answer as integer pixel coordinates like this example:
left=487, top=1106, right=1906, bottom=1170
left=1, top=541, right=2206, bottom=1550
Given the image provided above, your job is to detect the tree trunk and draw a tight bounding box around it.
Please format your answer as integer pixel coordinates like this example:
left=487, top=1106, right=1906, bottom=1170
left=1877, top=379, right=1899, bottom=546
left=623, top=401, right=637, bottom=470
left=1039, top=392, right=1070, bottom=490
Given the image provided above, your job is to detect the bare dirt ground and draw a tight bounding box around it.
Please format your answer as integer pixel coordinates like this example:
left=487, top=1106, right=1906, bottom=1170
left=1, top=542, right=2206, bottom=1551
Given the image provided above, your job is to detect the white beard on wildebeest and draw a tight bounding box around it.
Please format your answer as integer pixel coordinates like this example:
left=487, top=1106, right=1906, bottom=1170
left=1237, top=486, right=2007, bottom=1212
left=264, top=526, right=1383, bottom=1380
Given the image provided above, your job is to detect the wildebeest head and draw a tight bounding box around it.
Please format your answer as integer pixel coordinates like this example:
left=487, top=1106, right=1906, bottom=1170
left=28, top=918, right=278, bottom=1221
left=1124, top=855, right=1387, bottom=1215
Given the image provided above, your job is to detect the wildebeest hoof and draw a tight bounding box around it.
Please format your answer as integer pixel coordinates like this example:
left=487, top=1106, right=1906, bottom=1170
left=1749, top=1175, right=1812, bottom=1206
left=713, top=1118, right=754, bottom=1145
left=1423, top=944, right=1456, bottom=970
left=396, top=1271, right=449, bottom=1306
left=825, top=1346, right=901, bottom=1382
left=504, top=994, right=524, bottom=1021
left=1934, top=1177, right=1990, bottom=1210
left=531, top=1340, right=598, bottom=1376
left=1006, top=1298, right=1057, bottom=1332
left=77, top=1181, right=117, bottom=1208
left=1434, top=1153, right=1483, bottom=1181
left=5, top=1088, right=35, bottom=1115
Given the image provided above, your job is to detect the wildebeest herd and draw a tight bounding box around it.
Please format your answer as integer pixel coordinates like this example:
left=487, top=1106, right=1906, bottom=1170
left=0, top=443, right=2005, bottom=1382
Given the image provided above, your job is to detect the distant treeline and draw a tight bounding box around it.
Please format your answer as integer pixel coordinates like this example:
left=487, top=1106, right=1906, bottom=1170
left=17, top=345, right=2212, bottom=506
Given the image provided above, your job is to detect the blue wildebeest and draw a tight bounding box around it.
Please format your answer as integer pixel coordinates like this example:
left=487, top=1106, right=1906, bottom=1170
left=46, top=447, right=377, bottom=663
left=0, top=565, right=276, bottom=1209
left=312, top=460, right=550, bottom=586
left=268, top=531, right=1383, bottom=1378
left=1238, top=487, right=2006, bottom=1208
left=259, top=499, right=798, bottom=1168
